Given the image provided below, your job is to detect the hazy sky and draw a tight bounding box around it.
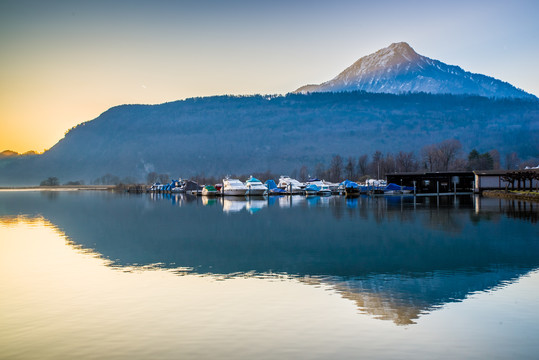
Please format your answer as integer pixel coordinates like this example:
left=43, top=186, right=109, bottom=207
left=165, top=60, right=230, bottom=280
left=1, top=0, right=538, bottom=153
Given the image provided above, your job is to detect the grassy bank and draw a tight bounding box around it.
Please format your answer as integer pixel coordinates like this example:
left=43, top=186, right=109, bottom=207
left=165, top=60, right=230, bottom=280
left=483, top=190, right=539, bottom=202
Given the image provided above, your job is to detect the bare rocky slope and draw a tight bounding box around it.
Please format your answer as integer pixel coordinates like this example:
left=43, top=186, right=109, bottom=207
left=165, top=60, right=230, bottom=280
left=295, top=42, right=536, bottom=99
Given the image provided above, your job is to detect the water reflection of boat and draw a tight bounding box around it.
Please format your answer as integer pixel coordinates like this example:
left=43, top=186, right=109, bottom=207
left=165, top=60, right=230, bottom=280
left=346, top=197, right=358, bottom=208
left=202, top=197, right=218, bottom=206
left=306, top=195, right=320, bottom=206
left=267, top=195, right=284, bottom=206
left=222, top=197, right=247, bottom=213
left=246, top=197, right=268, bottom=214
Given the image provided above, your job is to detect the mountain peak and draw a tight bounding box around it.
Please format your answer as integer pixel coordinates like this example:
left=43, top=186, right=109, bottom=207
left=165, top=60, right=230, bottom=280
left=388, top=41, right=413, bottom=51
left=294, top=42, right=536, bottom=99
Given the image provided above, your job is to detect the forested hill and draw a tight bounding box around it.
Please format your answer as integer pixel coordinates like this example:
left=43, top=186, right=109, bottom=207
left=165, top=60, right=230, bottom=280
left=1, top=92, right=538, bottom=186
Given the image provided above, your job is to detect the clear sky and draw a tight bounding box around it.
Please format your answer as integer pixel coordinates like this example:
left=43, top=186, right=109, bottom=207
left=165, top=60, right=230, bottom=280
left=1, top=0, right=538, bottom=153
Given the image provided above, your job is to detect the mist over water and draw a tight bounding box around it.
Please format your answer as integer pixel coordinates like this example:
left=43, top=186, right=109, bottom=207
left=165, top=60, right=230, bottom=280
left=1, top=191, right=538, bottom=359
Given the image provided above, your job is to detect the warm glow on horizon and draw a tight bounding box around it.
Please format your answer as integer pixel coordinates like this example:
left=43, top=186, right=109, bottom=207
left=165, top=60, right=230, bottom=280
left=1, top=0, right=538, bottom=153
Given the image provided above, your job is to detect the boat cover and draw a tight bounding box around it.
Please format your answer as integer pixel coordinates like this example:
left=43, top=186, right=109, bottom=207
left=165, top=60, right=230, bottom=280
left=341, top=180, right=359, bottom=189
left=385, top=183, right=414, bottom=191
left=265, top=180, right=278, bottom=189
left=305, top=184, right=320, bottom=191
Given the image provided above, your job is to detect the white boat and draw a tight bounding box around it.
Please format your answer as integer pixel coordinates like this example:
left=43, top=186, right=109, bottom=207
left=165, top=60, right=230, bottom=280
left=304, top=178, right=331, bottom=196
left=322, top=180, right=341, bottom=194
left=277, top=176, right=304, bottom=194
left=222, top=178, right=248, bottom=196
left=318, top=184, right=332, bottom=196
left=245, top=176, right=268, bottom=196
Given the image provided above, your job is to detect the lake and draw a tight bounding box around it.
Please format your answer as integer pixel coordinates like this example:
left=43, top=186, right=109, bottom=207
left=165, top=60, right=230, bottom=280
left=1, top=191, right=538, bottom=359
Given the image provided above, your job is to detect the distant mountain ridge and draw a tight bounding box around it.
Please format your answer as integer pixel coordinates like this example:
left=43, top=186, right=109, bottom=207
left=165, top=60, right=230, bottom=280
left=295, top=42, right=536, bottom=99
left=1, top=92, right=538, bottom=186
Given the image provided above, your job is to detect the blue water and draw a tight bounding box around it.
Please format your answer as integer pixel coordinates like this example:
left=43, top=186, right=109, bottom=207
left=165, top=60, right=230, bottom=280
left=1, top=191, right=538, bottom=359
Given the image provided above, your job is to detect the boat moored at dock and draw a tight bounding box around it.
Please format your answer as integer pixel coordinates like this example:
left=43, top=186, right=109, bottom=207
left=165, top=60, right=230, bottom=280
left=265, top=180, right=286, bottom=195
left=222, top=178, right=248, bottom=196
left=277, top=176, right=304, bottom=194
left=342, top=180, right=360, bottom=196
left=245, top=176, right=268, bottom=196
left=202, top=185, right=219, bottom=196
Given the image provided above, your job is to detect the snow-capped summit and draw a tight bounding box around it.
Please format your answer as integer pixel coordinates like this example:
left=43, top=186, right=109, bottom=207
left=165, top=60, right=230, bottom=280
left=295, top=42, right=536, bottom=99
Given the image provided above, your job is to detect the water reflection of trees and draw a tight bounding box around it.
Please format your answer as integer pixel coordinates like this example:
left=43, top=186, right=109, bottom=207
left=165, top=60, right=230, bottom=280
left=504, top=200, right=537, bottom=223
left=472, top=196, right=538, bottom=224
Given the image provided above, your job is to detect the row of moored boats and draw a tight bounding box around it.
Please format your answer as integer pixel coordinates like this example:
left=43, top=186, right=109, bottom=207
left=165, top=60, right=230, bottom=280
left=149, top=176, right=414, bottom=196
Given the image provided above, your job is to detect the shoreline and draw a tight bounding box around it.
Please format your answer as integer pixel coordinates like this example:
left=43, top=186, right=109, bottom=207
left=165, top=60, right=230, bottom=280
left=0, top=185, right=116, bottom=191
left=482, top=190, right=539, bottom=203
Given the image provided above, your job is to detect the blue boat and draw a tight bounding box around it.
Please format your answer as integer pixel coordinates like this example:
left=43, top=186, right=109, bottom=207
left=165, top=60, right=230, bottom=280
left=265, top=180, right=286, bottom=195
left=384, top=183, right=414, bottom=195
left=341, top=180, right=360, bottom=196
left=304, top=184, right=320, bottom=196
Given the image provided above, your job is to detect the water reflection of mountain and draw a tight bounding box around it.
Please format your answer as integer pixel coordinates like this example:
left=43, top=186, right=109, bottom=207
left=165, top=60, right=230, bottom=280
left=1, top=191, right=538, bottom=325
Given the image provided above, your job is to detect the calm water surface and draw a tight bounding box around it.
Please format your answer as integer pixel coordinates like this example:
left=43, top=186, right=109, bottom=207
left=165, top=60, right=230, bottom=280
left=1, top=191, right=538, bottom=359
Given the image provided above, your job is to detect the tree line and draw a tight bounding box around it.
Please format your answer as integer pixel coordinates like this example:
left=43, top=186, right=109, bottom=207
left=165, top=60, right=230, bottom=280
left=38, top=138, right=537, bottom=186
left=286, top=139, right=534, bottom=183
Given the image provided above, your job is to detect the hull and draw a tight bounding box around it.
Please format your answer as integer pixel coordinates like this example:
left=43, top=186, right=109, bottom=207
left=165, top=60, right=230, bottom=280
left=202, top=189, right=218, bottom=196
left=222, top=189, right=247, bottom=196
left=280, top=187, right=303, bottom=194
left=246, top=188, right=267, bottom=196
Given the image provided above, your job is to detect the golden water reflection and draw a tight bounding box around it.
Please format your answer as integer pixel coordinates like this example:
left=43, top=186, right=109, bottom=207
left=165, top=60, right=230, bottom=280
left=0, top=214, right=531, bottom=328
left=2, top=213, right=539, bottom=360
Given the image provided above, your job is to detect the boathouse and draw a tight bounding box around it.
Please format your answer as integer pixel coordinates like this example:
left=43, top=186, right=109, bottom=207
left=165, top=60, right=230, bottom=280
left=473, top=169, right=539, bottom=192
left=386, top=171, right=474, bottom=194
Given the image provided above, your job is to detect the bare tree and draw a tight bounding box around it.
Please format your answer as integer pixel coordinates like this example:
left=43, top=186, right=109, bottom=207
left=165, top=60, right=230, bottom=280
left=370, top=151, right=383, bottom=179
left=157, top=173, right=170, bottom=183
left=357, top=154, right=369, bottom=177
left=40, top=177, right=59, bottom=186
left=298, top=165, right=309, bottom=182
left=344, top=157, right=355, bottom=180
left=505, top=152, right=520, bottom=170
left=146, top=172, right=159, bottom=184
left=438, top=139, right=462, bottom=170
left=395, top=151, right=418, bottom=172
left=421, top=144, right=437, bottom=171
left=315, top=162, right=327, bottom=180
left=421, top=139, right=462, bottom=171
left=489, top=149, right=501, bottom=170
left=381, top=153, right=396, bottom=177
left=329, top=155, right=343, bottom=182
